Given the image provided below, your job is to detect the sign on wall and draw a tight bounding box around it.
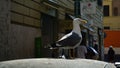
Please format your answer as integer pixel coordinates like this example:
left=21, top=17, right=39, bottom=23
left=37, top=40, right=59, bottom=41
left=81, top=1, right=97, bottom=14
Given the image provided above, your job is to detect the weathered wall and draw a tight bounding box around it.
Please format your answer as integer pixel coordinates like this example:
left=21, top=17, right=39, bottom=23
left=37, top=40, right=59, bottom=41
left=112, top=0, right=120, bottom=16
left=0, top=0, right=42, bottom=61
left=0, top=0, right=11, bottom=61
left=103, top=0, right=113, bottom=16
left=9, top=0, right=42, bottom=60
left=9, top=24, right=41, bottom=59
left=103, top=0, right=120, bottom=30
left=11, top=0, right=41, bottom=27
left=104, top=16, right=120, bottom=30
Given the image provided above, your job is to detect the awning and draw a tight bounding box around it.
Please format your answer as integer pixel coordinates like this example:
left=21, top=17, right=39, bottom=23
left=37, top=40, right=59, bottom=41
left=82, top=23, right=95, bottom=32
left=42, top=0, right=74, bottom=11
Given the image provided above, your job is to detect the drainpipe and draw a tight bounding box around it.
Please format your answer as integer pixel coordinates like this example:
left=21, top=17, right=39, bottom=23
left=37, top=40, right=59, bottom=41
left=74, top=0, right=81, bottom=17
left=73, top=0, right=82, bottom=58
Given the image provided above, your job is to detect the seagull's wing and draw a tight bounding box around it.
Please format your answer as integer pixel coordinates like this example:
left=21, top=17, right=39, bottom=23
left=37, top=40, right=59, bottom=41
left=58, top=32, right=72, bottom=42
left=56, top=32, right=81, bottom=47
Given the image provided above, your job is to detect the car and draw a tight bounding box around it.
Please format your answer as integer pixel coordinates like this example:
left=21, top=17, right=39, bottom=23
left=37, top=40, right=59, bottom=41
left=0, top=58, right=116, bottom=68
left=115, top=62, right=120, bottom=68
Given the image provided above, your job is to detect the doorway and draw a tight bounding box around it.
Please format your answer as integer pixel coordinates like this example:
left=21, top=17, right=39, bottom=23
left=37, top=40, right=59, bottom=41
left=40, top=13, right=58, bottom=57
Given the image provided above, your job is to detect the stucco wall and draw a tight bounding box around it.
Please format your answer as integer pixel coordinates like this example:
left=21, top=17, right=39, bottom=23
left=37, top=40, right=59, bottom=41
left=112, top=0, right=120, bottom=16
left=103, top=0, right=113, bottom=16
left=103, top=16, right=120, bottom=30
left=103, top=0, right=120, bottom=30
left=9, top=24, right=41, bottom=59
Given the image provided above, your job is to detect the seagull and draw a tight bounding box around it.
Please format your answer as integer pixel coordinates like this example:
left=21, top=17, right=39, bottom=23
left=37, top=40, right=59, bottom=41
left=49, top=17, right=87, bottom=49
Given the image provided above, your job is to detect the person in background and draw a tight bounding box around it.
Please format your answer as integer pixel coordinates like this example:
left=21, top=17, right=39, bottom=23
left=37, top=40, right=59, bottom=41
left=77, top=39, right=87, bottom=59
left=77, top=45, right=87, bottom=58
left=93, top=43, right=99, bottom=60
left=86, top=46, right=99, bottom=60
left=94, top=44, right=98, bottom=53
left=107, top=46, right=115, bottom=63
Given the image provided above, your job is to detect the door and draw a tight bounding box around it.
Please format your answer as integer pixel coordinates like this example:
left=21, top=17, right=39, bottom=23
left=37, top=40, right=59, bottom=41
left=40, top=13, right=58, bottom=57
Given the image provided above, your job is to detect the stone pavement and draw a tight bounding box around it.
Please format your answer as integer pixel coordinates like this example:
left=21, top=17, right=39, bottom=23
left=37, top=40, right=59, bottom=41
left=0, top=58, right=116, bottom=68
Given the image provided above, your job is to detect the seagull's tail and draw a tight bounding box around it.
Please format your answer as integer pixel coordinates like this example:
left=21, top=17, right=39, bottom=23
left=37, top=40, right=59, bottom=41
left=45, top=43, right=58, bottom=49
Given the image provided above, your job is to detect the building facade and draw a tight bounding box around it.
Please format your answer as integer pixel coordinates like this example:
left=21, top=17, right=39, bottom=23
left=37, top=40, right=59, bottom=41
left=103, top=0, right=120, bottom=30
left=0, top=0, right=104, bottom=61
left=103, top=0, right=120, bottom=62
left=0, top=0, right=42, bottom=61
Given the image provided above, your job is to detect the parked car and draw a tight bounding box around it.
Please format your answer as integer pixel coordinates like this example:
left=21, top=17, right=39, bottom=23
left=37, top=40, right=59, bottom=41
left=115, top=62, right=120, bottom=68
left=0, top=58, right=116, bottom=68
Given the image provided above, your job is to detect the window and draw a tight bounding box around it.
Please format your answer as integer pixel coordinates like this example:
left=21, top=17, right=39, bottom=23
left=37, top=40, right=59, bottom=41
left=97, top=0, right=103, bottom=6
left=47, top=8, right=57, bottom=17
left=104, top=5, right=109, bottom=16
left=104, top=26, right=110, bottom=30
left=113, top=7, right=118, bottom=16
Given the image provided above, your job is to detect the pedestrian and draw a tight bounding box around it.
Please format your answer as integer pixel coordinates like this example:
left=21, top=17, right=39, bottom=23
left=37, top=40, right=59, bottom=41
left=86, top=46, right=99, bottom=59
left=94, top=44, right=98, bottom=52
left=77, top=39, right=87, bottom=59
left=93, top=44, right=99, bottom=59
left=107, top=46, right=115, bottom=63
left=77, top=45, right=87, bottom=58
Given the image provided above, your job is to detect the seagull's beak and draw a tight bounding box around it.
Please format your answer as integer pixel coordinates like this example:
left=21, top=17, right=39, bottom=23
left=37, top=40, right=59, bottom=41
left=80, top=19, right=87, bottom=24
